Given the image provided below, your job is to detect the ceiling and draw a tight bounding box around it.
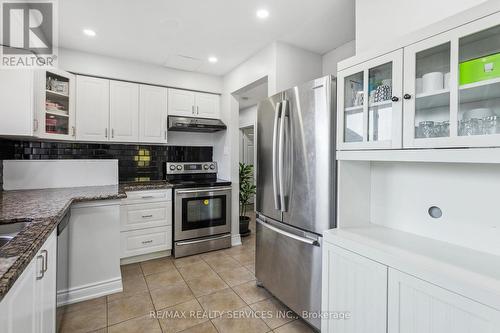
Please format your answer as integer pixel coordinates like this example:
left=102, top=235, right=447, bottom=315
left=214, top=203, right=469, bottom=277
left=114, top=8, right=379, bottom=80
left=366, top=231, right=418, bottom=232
left=237, top=81, right=268, bottom=109
left=59, top=0, right=355, bottom=76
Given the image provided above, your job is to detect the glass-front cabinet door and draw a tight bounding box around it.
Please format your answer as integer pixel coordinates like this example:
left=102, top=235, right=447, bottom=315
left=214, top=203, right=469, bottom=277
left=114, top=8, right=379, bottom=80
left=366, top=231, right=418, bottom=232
left=337, top=49, right=403, bottom=150
left=403, top=11, right=500, bottom=148
left=34, top=69, right=76, bottom=140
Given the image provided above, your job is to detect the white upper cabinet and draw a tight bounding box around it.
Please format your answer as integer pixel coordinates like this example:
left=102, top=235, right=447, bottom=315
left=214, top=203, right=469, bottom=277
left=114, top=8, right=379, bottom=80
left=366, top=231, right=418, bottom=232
left=76, top=76, right=110, bottom=142
left=168, top=88, right=220, bottom=119
left=196, top=92, right=220, bottom=119
left=36, top=69, right=76, bottom=140
left=339, top=11, right=500, bottom=150
left=338, top=50, right=403, bottom=150
left=109, top=81, right=139, bottom=142
left=139, top=85, right=168, bottom=144
left=168, top=88, right=196, bottom=117
left=0, top=69, right=75, bottom=139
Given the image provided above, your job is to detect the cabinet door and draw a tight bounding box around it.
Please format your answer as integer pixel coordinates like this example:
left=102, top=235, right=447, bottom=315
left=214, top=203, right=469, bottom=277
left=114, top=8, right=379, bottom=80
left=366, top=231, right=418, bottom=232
left=35, top=69, right=76, bottom=140
left=322, top=243, right=388, bottom=333
left=168, top=88, right=195, bottom=117
left=403, top=32, right=456, bottom=148
left=195, top=93, right=220, bottom=119
left=36, top=230, right=57, bottom=333
left=109, top=81, right=139, bottom=142
left=0, top=70, right=34, bottom=136
left=0, top=258, right=38, bottom=333
left=76, top=76, right=110, bottom=141
left=139, top=85, right=167, bottom=143
left=388, top=269, right=500, bottom=333
left=337, top=49, right=403, bottom=150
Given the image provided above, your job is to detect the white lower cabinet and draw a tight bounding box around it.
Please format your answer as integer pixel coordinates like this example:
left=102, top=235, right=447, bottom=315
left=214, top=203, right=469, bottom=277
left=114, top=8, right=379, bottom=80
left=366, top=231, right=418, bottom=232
left=0, top=230, right=57, bottom=333
left=120, top=190, right=173, bottom=259
left=322, top=243, right=500, bottom=333
left=322, top=243, right=388, bottom=333
left=388, top=269, right=500, bottom=333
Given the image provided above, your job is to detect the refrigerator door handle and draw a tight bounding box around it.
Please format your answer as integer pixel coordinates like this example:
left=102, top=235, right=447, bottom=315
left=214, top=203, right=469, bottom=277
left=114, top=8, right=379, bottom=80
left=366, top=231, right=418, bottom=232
left=278, top=99, right=289, bottom=212
left=256, top=219, right=319, bottom=246
left=272, top=102, right=282, bottom=211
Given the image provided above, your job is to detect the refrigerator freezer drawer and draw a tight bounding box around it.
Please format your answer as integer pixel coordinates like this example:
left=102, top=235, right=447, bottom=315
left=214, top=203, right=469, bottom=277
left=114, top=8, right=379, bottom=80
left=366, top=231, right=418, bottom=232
left=255, top=218, right=322, bottom=330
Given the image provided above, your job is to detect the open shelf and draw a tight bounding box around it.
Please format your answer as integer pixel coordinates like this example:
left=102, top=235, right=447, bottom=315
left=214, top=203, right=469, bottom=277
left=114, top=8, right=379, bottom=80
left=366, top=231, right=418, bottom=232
left=345, top=105, right=363, bottom=113
left=324, top=224, right=500, bottom=310
left=369, top=100, right=392, bottom=108
left=46, top=89, right=69, bottom=98
left=46, top=110, right=69, bottom=117
left=416, top=89, right=450, bottom=109
left=459, top=77, right=500, bottom=104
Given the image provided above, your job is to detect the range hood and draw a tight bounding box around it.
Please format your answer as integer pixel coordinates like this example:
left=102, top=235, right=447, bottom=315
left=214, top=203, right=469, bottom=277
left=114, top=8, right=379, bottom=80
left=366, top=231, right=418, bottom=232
left=168, top=116, right=227, bottom=133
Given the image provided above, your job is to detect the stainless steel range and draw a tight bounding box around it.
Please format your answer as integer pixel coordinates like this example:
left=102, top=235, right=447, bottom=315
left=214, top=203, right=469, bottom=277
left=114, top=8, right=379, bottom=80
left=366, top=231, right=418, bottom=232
left=166, top=162, right=232, bottom=258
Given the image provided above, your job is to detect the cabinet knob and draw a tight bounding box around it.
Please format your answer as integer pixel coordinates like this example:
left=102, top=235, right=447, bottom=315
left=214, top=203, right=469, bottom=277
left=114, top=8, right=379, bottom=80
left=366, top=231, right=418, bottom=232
left=403, top=94, right=412, bottom=100
left=391, top=96, right=399, bottom=102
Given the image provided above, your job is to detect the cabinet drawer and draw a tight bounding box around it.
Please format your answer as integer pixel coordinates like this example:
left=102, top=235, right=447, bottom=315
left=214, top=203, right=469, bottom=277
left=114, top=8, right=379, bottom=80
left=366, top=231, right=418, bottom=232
left=120, top=202, right=172, bottom=231
left=120, top=226, right=172, bottom=258
left=123, top=190, right=171, bottom=204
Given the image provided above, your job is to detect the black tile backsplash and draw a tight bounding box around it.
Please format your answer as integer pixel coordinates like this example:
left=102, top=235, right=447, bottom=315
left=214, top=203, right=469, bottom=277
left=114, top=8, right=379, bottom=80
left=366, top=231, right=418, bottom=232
left=0, top=139, right=212, bottom=182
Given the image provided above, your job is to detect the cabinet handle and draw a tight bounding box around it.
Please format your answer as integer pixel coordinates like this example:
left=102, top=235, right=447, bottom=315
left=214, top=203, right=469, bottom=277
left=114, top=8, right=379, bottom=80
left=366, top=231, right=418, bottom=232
left=111, top=129, right=115, bottom=138
left=141, top=195, right=154, bottom=199
left=141, top=240, right=153, bottom=245
left=197, top=106, right=199, bottom=115
left=72, top=126, right=76, bottom=137
left=192, top=105, right=195, bottom=114
left=142, top=214, right=153, bottom=218
left=41, top=249, right=48, bottom=273
left=105, top=128, right=108, bottom=138
left=33, top=119, right=39, bottom=132
left=403, top=94, right=412, bottom=100
left=391, top=96, right=400, bottom=102
left=36, top=254, right=44, bottom=280
left=164, top=130, right=167, bottom=140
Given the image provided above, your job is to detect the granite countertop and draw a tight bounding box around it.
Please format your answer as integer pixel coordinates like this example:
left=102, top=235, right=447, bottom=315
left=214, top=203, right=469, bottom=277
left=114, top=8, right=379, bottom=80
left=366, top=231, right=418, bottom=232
left=0, top=181, right=172, bottom=301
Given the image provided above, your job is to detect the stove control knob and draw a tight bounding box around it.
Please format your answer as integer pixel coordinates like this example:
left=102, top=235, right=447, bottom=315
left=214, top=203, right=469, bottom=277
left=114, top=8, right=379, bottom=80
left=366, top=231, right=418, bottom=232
left=203, top=164, right=209, bottom=170
left=209, top=164, right=215, bottom=170
left=169, top=165, right=176, bottom=171
left=176, top=165, right=182, bottom=170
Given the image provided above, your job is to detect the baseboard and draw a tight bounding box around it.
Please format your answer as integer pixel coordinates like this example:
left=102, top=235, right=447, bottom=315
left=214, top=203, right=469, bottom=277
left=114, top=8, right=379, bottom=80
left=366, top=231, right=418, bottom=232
left=120, top=250, right=171, bottom=265
left=57, top=276, right=123, bottom=306
left=231, top=234, right=242, bottom=246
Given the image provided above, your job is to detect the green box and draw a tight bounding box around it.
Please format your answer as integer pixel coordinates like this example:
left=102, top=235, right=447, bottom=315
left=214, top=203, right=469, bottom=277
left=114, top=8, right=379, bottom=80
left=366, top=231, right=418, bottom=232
left=460, top=53, right=500, bottom=85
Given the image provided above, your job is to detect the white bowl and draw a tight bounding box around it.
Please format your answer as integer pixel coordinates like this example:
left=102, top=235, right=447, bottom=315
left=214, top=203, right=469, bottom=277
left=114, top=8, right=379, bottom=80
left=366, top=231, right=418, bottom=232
left=422, top=72, right=443, bottom=93
left=462, top=108, right=494, bottom=120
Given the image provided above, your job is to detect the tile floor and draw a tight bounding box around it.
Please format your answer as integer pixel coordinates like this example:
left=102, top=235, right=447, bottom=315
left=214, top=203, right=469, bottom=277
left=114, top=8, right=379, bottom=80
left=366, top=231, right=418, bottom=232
left=59, top=213, right=316, bottom=333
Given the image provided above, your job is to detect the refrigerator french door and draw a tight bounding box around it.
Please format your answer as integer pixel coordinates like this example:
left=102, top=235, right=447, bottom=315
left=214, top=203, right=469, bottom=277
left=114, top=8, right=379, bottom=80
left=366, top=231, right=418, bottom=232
left=256, top=76, right=336, bottom=330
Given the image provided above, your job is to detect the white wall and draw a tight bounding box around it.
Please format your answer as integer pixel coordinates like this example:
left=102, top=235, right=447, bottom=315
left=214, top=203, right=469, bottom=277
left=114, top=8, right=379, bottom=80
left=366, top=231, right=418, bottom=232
left=239, top=105, right=257, bottom=129
left=215, top=41, right=323, bottom=246
left=59, top=48, right=222, bottom=93
left=59, top=48, right=221, bottom=146
left=355, top=0, right=489, bottom=53
left=322, top=40, right=356, bottom=76
left=275, top=42, right=323, bottom=92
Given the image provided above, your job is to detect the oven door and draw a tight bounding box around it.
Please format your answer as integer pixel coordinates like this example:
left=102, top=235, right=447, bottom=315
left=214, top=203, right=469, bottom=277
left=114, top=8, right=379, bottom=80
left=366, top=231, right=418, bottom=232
left=174, top=186, right=232, bottom=241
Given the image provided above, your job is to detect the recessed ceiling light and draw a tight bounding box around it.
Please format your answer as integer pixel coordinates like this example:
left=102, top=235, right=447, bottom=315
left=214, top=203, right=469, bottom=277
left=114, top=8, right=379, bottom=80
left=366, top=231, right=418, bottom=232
left=83, top=29, right=96, bottom=37
left=208, top=56, right=218, bottom=63
left=256, top=9, right=269, bottom=19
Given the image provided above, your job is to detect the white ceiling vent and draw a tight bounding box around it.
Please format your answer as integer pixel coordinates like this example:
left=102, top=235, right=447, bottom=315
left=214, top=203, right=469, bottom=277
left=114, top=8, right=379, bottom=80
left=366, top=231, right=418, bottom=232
left=164, top=54, right=202, bottom=72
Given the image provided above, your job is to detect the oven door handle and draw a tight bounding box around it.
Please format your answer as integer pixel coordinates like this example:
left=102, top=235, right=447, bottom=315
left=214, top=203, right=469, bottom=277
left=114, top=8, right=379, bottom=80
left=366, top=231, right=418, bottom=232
left=176, top=234, right=231, bottom=246
left=176, top=187, right=232, bottom=195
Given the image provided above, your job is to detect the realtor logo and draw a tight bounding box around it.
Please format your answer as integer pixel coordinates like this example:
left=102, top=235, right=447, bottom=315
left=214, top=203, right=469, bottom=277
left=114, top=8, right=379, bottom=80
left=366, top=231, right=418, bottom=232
left=1, top=0, right=58, bottom=68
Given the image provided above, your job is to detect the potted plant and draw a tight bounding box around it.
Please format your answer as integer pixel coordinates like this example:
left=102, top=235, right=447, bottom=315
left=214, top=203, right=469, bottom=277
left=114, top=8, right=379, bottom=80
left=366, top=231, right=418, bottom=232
left=239, top=162, right=256, bottom=237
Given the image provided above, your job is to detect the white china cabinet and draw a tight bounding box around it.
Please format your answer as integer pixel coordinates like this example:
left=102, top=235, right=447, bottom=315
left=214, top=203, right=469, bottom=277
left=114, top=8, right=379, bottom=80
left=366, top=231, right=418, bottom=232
left=338, top=11, right=500, bottom=150
left=168, top=88, right=220, bottom=119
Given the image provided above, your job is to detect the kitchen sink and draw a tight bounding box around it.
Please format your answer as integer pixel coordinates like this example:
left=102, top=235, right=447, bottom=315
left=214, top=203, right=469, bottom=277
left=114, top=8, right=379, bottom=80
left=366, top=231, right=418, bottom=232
left=0, top=222, right=30, bottom=248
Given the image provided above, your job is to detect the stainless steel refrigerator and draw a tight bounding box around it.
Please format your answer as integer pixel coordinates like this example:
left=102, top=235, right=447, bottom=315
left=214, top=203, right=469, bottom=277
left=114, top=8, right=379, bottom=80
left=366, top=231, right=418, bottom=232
left=255, top=75, right=336, bottom=330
